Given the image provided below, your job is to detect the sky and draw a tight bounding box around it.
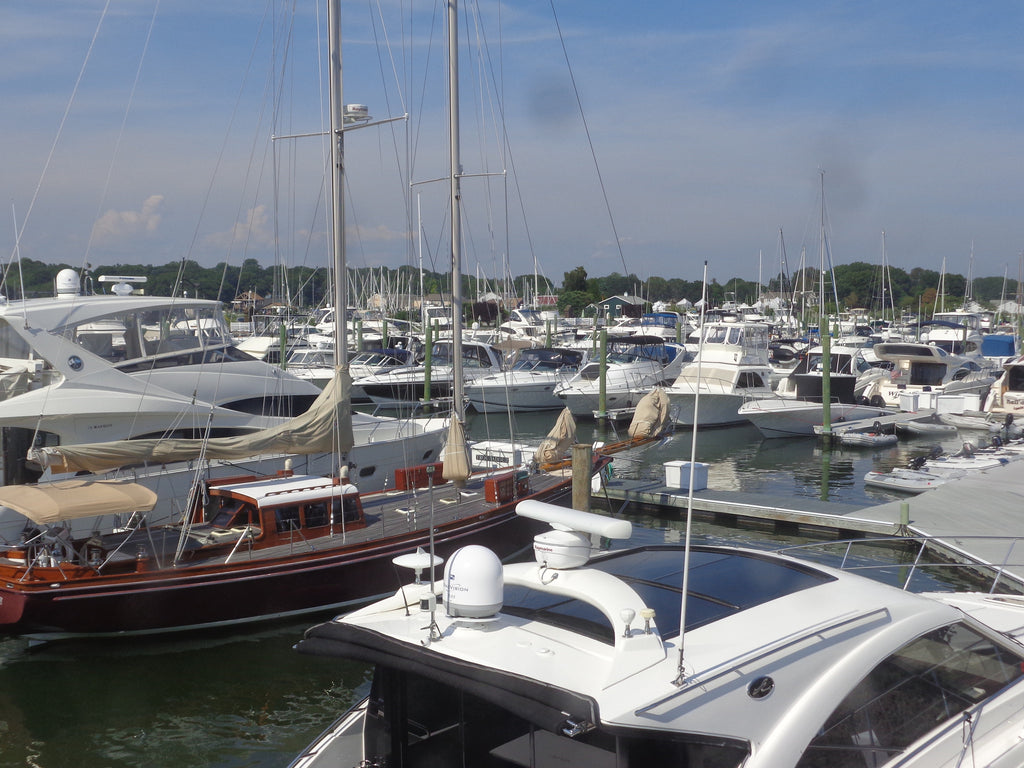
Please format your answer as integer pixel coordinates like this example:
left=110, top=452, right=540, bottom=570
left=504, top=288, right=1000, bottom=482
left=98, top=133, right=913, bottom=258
left=2, top=1, right=1023, bottom=294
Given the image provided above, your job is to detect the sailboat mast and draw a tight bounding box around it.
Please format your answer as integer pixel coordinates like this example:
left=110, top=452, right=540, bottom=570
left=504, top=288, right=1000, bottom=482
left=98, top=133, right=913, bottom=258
left=448, top=0, right=465, bottom=420
left=328, top=0, right=347, bottom=367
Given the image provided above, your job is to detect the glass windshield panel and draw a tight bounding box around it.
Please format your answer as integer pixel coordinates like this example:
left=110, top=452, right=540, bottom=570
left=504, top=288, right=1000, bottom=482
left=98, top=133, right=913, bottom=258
left=797, top=622, right=1024, bottom=767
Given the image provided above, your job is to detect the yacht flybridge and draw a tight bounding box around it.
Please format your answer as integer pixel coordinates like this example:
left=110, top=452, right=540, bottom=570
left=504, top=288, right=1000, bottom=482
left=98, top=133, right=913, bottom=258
left=294, top=502, right=1024, bottom=768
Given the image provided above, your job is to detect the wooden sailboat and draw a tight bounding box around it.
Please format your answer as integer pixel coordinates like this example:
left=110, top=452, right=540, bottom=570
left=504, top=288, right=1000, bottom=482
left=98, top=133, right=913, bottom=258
left=0, top=0, right=595, bottom=643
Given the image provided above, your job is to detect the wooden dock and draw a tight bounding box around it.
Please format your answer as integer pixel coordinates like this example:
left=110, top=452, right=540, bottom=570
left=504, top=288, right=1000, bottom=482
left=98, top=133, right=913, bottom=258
left=595, top=459, right=1024, bottom=589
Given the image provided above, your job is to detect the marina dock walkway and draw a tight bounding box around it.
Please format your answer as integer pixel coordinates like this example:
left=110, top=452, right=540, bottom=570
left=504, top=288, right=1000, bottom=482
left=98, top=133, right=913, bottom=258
left=598, top=459, right=1024, bottom=588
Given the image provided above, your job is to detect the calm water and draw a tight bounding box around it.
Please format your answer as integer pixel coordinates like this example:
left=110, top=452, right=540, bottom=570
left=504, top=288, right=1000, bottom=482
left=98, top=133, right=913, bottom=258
left=0, top=415, right=977, bottom=767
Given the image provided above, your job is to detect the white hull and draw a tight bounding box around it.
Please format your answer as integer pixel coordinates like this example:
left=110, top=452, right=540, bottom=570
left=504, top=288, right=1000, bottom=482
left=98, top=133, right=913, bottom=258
left=465, top=374, right=566, bottom=412
left=0, top=413, right=447, bottom=541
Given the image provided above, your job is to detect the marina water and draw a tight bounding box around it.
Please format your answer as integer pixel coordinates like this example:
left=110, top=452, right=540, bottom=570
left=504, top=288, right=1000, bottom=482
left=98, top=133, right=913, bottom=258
left=0, top=414, right=973, bottom=767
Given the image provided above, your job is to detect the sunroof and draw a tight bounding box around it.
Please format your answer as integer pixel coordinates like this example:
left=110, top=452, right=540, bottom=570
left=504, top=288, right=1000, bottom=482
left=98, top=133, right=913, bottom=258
left=501, top=546, right=835, bottom=644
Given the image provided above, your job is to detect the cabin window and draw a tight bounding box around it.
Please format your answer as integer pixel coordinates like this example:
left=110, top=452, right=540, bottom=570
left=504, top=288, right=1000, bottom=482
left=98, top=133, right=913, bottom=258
left=275, top=505, right=301, bottom=533
left=736, top=372, right=765, bottom=389
left=795, top=622, right=1024, bottom=767
left=359, top=465, right=376, bottom=478
left=910, top=362, right=947, bottom=387
left=330, top=497, right=361, bottom=525
left=209, top=500, right=256, bottom=528
left=304, top=502, right=329, bottom=528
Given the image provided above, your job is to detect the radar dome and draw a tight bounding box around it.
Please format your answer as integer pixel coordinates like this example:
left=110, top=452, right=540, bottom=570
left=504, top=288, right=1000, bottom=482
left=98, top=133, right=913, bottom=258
left=444, top=545, right=502, bottom=618
left=55, top=269, right=80, bottom=297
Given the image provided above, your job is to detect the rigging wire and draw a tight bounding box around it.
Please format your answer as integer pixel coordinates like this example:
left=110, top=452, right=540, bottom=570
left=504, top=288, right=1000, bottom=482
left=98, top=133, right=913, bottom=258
left=546, top=0, right=631, bottom=277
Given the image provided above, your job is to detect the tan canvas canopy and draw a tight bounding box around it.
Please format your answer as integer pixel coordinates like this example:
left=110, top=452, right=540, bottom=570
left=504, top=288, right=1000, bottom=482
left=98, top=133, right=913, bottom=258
left=0, top=479, right=158, bottom=525
left=26, top=367, right=355, bottom=475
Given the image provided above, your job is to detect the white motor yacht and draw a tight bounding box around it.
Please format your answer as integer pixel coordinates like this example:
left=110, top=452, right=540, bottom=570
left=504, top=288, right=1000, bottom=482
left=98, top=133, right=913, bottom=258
left=292, top=502, right=1024, bottom=768
left=465, top=347, right=586, bottom=413
left=741, top=344, right=895, bottom=438
left=665, top=320, right=775, bottom=426
left=0, top=270, right=322, bottom=482
left=353, top=338, right=505, bottom=409
left=859, top=341, right=997, bottom=408
left=554, top=336, right=687, bottom=417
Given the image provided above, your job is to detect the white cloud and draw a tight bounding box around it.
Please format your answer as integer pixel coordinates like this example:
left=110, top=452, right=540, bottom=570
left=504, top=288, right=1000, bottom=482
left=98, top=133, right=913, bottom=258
left=90, top=194, right=163, bottom=245
left=203, top=205, right=276, bottom=251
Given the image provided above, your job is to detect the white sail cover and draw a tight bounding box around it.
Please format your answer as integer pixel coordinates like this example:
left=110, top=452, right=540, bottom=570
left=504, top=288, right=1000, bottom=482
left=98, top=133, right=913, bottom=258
left=628, top=388, right=670, bottom=439
left=533, top=407, right=576, bottom=465
left=27, top=368, right=356, bottom=475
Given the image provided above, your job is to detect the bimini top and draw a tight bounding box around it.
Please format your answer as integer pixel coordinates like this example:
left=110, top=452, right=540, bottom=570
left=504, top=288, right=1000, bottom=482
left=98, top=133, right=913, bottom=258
left=0, top=478, right=158, bottom=524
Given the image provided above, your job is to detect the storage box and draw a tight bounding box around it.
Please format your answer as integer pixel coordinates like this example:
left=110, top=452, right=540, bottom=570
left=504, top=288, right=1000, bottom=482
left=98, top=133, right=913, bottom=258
left=394, top=462, right=444, bottom=490
left=899, top=392, right=920, bottom=411
left=664, top=460, right=708, bottom=491
left=935, top=395, right=965, bottom=414
left=485, top=473, right=516, bottom=503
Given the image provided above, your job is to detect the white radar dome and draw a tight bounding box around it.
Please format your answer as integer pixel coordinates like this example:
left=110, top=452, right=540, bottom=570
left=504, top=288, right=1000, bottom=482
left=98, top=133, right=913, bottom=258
left=55, top=269, right=80, bottom=297
left=444, top=545, right=503, bottom=618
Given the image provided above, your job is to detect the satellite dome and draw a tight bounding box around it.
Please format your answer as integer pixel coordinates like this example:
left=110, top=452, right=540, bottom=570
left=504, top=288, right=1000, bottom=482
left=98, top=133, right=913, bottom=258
left=444, top=545, right=502, bottom=618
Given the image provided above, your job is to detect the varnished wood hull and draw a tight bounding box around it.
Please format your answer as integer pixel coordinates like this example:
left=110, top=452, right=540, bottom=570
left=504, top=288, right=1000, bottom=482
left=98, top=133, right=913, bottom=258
left=0, top=474, right=574, bottom=640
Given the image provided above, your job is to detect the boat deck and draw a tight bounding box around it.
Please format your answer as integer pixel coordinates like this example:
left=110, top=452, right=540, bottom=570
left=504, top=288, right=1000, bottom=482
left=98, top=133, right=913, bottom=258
left=191, top=467, right=576, bottom=566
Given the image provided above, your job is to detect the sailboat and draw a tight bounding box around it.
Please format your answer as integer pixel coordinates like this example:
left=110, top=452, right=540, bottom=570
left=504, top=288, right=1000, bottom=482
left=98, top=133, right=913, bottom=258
left=0, top=0, right=592, bottom=641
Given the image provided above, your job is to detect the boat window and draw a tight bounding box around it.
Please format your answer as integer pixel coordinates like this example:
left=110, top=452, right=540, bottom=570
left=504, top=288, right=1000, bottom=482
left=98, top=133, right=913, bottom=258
left=796, top=622, right=1024, bottom=767
left=726, top=327, right=741, bottom=345
left=736, top=372, right=766, bottom=389
left=274, top=505, right=301, bottom=533
left=209, top=500, right=253, bottom=528
left=704, top=326, right=728, bottom=345
left=364, top=668, right=748, bottom=768
left=304, top=501, right=329, bottom=528
left=910, top=363, right=947, bottom=387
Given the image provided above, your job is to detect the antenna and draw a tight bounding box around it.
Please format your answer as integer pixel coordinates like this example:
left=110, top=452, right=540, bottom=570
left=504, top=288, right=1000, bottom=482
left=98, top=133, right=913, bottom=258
left=676, top=260, right=708, bottom=686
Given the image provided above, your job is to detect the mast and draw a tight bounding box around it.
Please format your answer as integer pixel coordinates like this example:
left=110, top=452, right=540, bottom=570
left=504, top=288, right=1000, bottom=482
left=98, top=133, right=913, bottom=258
left=440, top=0, right=471, bottom=487
left=328, top=0, right=346, bottom=368
left=818, top=170, right=832, bottom=442
left=448, top=0, right=464, bottom=422
left=327, top=0, right=354, bottom=467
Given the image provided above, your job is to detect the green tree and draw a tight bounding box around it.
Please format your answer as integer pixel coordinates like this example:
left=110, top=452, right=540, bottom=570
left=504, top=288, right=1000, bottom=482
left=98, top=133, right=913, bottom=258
left=562, top=266, right=588, bottom=293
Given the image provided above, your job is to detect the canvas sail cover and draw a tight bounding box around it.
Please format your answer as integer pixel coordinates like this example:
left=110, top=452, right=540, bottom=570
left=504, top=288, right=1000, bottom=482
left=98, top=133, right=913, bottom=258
left=628, top=388, right=670, bottom=439
left=441, top=418, right=471, bottom=483
left=27, top=367, right=355, bottom=475
left=533, top=407, right=576, bottom=465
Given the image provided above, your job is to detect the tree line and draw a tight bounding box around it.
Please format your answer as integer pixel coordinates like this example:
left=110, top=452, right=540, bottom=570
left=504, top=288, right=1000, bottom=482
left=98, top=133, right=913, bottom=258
left=1, top=257, right=1015, bottom=319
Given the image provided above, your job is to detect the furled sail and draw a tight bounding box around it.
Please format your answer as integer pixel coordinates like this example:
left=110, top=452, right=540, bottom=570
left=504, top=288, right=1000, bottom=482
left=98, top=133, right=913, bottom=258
left=533, top=407, right=576, bottom=465
left=27, top=367, right=355, bottom=475
left=628, top=387, right=670, bottom=439
left=441, top=417, right=471, bottom=483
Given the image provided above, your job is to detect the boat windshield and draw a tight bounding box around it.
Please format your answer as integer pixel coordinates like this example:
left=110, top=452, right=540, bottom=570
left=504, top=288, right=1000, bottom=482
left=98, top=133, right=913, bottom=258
left=53, top=305, right=233, bottom=366
left=362, top=666, right=750, bottom=768
left=796, top=621, right=1024, bottom=767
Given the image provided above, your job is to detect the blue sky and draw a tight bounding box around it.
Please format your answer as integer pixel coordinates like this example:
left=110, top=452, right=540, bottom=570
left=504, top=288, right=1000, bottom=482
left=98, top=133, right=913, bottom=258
left=2, top=1, right=1023, bottom=293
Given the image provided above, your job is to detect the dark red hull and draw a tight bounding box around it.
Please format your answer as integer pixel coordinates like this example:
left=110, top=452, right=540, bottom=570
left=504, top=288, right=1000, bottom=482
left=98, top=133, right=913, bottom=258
left=0, top=491, right=557, bottom=640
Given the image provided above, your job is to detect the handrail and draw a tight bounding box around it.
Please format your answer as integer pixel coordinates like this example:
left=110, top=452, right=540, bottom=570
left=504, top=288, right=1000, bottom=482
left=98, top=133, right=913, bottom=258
left=775, top=535, right=1024, bottom=595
